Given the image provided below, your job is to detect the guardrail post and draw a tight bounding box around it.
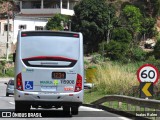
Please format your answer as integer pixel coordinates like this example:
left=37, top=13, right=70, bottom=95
left=144, top=107, right=149, bottom=112
left=155, top=109, right=157, bottom=120
left=135, top=106, right=140, bottom=111
left=127, top=104, right=131, bottom=111
left=109, top=101, right=113, bottom=108
left=118, top=102, right=122, bottom=110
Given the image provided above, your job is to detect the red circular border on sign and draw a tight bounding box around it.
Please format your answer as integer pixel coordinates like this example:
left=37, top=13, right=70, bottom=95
left=137, top=64, right=160, bottom=85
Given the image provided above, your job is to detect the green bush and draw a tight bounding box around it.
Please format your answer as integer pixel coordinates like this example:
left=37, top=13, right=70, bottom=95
left=9, top=54, right=13, bottom=60
left=111, top=28, right=132, bottom=43
left=91, top=53, right=104, bottom=63
left=0, top=61, right=14, bottom=77
left=130, top=46, right=146, bottom=61
left=153, top=39, right=160, bottom=59
left=0, top=67, right=14, bottom=77
left=103, top=40, right=129, bottom=61
left=1, top=61, right=6, bottom=66
left=46, top=14, right=70, bottom=30
left=99, top=28, right=133, bottom=62
left=146, top=55, right=160, bottom=70
left=6, top=68, right=14, bottom=77
left=84, top=60, right=89, bottom=65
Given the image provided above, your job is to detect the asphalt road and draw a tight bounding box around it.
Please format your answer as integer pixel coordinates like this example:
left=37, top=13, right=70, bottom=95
left=0, top=78, right=131, bottom=120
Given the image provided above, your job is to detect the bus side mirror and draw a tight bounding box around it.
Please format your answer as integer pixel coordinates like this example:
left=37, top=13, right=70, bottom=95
left=13, top=53, right=16, bottom=62
left=4, top=82, right=8, bottom=85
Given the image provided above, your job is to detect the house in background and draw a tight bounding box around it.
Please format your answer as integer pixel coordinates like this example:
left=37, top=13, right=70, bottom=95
left=13, top=0, right=79, bottom=43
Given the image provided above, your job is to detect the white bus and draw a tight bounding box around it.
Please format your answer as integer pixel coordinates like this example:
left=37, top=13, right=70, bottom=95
left=14, top=31, right=84, bottom=115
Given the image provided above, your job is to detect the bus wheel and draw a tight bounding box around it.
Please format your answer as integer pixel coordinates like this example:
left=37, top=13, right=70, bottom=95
left=63, top=106, right=70, bottom=115
left=15, top=102, right=30, bottom=112
left=6, top=93, right=9, bottom=97
left=71, top=106, right=79, bottom=115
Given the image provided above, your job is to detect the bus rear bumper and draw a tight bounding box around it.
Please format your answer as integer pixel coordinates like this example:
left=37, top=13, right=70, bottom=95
left=15, top=100, right=82, bottom=108
left=14, top=90, right=83, bottom=105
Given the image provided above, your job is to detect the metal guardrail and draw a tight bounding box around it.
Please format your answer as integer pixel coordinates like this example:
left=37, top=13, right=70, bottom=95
left=91, top=95, right=160, bottom=109
left=90, top=95, right=160, bottom=119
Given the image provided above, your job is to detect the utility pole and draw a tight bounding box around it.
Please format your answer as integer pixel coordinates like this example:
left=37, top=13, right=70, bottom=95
left=6, top=2, right=9, bottom=61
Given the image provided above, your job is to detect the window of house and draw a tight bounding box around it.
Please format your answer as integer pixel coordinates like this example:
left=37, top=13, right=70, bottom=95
left=35, top=26, right=43, bottom=30
left=4, top=24, right=12, bottom=31
left=22, top=1, right=41, bottom=9
left=19, top=25, right=27, bottom=30
left=62, top=1, right=67, bottom=9
left=44, top=0, right=60, bottom=8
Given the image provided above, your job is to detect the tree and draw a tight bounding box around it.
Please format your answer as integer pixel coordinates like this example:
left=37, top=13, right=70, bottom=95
left=0, top=0, right=6, bottom=3
left=72, top=0, right=116, bottom=53
left=131, top=0, right=160, bottom=17
left=46, top=14, right=69, bottom=31
left=99, top=28, right=132, bottom=61
left=143, top=0, right=160, bottom=17
left=141, top=17, right=156, bottom=40
left=154, top=0, right=160, bottom=16
left=103, top=40, right=130, bottom=61
left=111, top=28, right=132, bottom=43
left=0, top=1, right=16, bottom=18
left=122, top=5, right=142, bottom=42
left=153, top=38, right=160, bottom=59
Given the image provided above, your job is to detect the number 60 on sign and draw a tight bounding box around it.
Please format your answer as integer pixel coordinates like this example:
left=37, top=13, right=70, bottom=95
left=137, top=64, right=160, bottom=85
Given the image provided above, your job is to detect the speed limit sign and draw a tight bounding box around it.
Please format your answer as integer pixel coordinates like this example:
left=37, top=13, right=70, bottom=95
left=137, top=64, right=159, bottom=84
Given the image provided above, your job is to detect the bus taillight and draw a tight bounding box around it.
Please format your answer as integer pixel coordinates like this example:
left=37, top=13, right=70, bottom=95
left=16, top=73, right=23, bottom=91
left=74, top=74, right=82, bottom=92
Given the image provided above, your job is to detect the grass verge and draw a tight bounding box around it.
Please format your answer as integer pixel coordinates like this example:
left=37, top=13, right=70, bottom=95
left=91, top=62, right=143, bottom=95
left=84, top=89, right=105, bottom=104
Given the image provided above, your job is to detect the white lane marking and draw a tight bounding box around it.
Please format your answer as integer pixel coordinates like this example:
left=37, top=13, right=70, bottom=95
left=9, top=102, right=15, bottom=105
left=79, top=106, right=103, bottom=111
left=80, top=106, right=132, bottom=120
left=118, top=117, right=132, bottom=120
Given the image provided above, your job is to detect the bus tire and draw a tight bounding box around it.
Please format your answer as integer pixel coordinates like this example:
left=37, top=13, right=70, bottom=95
left=6, top=93, right=9, bottom=97
left=71, top=106, right=79, bottom=115
left=15, top=102, right=30, bottom=112
left=63, top=106, right=70, bottom=115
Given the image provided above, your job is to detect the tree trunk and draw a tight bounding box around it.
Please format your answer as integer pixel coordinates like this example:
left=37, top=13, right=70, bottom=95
left=107, top=29, right=110, bottom=44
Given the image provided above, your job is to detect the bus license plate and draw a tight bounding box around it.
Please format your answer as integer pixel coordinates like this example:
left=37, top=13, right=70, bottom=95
left=41, top=86, right=57, bottom=91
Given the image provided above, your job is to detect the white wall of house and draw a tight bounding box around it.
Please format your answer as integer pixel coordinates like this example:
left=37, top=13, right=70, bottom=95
left=61, top=9, right=74, bottom=16
left=21, top=8, right=74, bottom=16
left=13, top=18, right=48, bottom=43
left=0, top=19, right=13, bottom=35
